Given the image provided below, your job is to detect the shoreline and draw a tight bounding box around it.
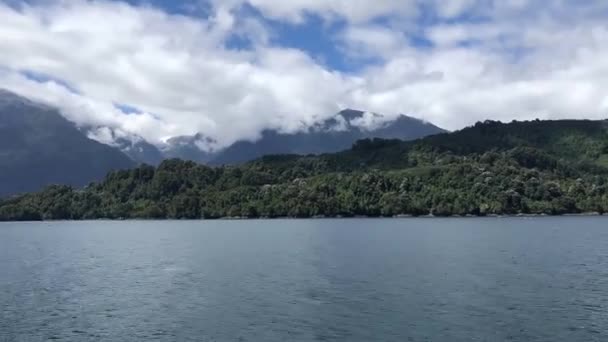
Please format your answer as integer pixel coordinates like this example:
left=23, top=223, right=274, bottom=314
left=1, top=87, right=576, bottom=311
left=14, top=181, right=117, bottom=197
left=0, top=212, right=605, bottom=223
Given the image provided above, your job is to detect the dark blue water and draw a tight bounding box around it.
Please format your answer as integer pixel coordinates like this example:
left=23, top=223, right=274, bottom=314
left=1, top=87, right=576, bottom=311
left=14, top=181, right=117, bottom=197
left=1, top=218, right=607, bottom=341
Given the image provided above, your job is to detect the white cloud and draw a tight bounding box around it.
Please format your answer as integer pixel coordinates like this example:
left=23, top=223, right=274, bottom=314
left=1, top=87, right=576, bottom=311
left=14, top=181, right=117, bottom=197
left=0, top=0, right=608, bottom=152
left=433, top=0, right=478, bottom=18
left=213, top=0, right=419, bottom=23
left=340, top=25, right=406, bottom=60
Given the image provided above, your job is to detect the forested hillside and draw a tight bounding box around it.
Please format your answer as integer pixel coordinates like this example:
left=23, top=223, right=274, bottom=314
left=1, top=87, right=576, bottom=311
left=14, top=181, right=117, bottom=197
left=2, top=119, right=608, bottom=220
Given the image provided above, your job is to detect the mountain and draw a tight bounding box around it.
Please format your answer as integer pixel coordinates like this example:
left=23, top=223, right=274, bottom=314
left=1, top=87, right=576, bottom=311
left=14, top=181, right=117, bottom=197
left=0, top=90, right=135, bottom=197
left=153, top=109, right=445, bottom=165
left=3, top=118, right=608, bottom=220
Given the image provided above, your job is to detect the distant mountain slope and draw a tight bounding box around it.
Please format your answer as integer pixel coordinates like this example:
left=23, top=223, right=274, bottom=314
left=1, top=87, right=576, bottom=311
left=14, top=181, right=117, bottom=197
left=208, top=109, right=445, bottom=165
left=306, top=118, right=608, bottom=171
left=0, top=90, right=135, bottom=197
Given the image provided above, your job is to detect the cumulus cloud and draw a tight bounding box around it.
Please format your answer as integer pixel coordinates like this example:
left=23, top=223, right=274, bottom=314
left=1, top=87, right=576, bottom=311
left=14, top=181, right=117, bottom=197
left=342, top=1, right=608, bottom=126
left=0, top=0, right=607, bottom=150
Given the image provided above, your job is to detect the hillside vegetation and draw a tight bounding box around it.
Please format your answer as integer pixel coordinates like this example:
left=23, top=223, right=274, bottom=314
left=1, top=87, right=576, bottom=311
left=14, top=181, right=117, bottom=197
left=2, top=119, right=608, bottom=220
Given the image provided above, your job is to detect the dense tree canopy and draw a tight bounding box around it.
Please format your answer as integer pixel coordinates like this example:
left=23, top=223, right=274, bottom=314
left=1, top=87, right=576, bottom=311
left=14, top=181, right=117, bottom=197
left=2, top=119, right=608, bottom=221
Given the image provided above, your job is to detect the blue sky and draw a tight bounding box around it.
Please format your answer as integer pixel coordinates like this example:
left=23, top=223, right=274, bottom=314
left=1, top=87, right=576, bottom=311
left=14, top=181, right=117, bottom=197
left=118, top=0, right=473, bottom=72
left=1, top=0, right=608, bottom=149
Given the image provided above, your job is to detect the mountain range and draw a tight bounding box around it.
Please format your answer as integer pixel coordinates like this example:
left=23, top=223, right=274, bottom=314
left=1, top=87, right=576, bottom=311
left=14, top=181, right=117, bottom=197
left=3, top=117, right=608, bottom=220
left=0, top=90, right=445, bottom=196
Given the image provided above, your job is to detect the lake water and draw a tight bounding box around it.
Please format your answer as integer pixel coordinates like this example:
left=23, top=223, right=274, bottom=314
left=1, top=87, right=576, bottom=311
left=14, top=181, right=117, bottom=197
left=1, top=218, right=607, bottom=341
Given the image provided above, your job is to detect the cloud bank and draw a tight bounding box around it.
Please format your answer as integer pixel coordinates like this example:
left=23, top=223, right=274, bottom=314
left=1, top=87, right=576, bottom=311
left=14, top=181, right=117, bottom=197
left=1, top=0, right=607, bottom=149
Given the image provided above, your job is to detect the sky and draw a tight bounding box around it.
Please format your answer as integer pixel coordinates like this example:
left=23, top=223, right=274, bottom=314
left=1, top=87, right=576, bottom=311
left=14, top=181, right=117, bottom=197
left=1, top=0, right=608, bottom=150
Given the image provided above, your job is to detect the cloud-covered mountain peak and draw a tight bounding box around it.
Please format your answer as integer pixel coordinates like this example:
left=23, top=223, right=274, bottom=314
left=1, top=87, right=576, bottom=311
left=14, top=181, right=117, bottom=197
left=206, top=109, right=446, bottom=165
left=0, top=90, right=445, bottom=168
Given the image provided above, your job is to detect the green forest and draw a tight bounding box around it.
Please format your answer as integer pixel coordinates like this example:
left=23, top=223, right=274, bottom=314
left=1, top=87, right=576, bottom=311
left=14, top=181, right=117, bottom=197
left=2, top=119, right=608, bottom=221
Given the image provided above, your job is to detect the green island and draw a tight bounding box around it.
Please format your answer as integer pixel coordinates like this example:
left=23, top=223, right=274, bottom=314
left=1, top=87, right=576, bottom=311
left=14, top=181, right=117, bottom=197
left=2, top=119, right=608, bottom=221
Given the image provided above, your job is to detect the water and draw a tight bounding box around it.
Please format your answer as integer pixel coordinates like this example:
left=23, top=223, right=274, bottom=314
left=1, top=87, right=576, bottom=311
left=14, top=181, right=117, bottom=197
left=1, top=218, right=607, bottom=342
